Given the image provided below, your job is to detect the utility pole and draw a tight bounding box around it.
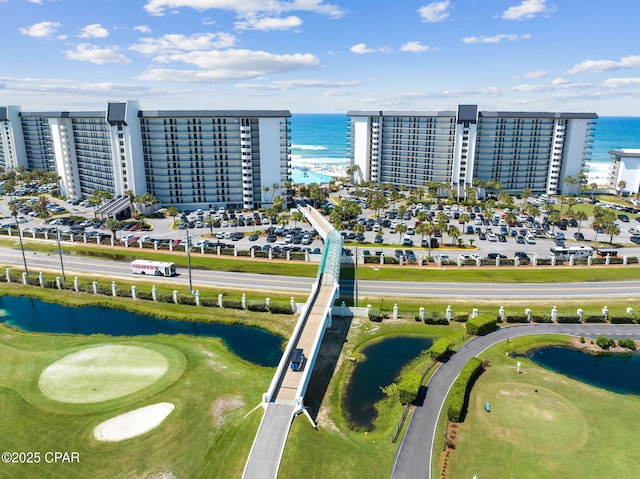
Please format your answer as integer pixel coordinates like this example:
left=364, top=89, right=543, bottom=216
left=11, top=207, right=28, bottom=276
left=186, top=230, right=193, bottom=294
left=56, top=230, right=66, bottom=284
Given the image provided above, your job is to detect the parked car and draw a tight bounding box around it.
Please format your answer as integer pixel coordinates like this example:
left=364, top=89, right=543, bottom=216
left=574, top=232, right=585, bottom=240
left=514, top=252, right=530, bottom=262
left=486, top=253, right=508, bottom=260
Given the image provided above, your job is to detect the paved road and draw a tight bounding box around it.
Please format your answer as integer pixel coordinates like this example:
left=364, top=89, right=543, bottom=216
left=2, top=247, right=639, bottom=298
left=390, top=323, right=640, bottom=479
left=1, top=247, right=639, bottom=298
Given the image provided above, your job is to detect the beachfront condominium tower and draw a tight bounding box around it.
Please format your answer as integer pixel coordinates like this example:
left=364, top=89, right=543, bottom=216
left=0, top=102, right=292, bottom=211
left=608, top=148, right=640, bottom=197
left=348, top=105, right=597, bottom=196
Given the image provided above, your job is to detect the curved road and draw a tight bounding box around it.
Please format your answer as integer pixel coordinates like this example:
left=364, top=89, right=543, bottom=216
left=1, top=247, right=639, bottom=298
left=390, top=323, right=640, bottom=479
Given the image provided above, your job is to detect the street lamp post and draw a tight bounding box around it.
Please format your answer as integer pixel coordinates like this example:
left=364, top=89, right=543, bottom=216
left=186, top=230, right=193, bottom=294
left=56, top=230, right=66, bottom=284
left=12, top=209, right=29, bottom=276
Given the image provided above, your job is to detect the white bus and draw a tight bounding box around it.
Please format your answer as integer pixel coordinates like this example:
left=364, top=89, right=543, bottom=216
left=549, top=246, right=593, bottom=260
left=131, top=260, right=177, bottom=277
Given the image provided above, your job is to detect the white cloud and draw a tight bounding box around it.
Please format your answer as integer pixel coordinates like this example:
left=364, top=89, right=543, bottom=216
left=64, top=44, right=132, bottom=64
left=130, top=32, right=236, bottom=56
left=136, top=49, right=319, bottom=82
left=502, top=0, right=554, bottom=21
left=567, top=55, right=640, bottom=74
left=418, top=1, right=450, bottom=23
left=601, top=77, right=640, bottom=88
left=235, top=15, right=303, bottom=31
left=400, top=41, right=433, bottom=53
left=462, top=33, right=531, bottom=44
left=19, top=21, right=62, bottom=38
left=235, top=79, right=361, bottom=91
left=79, top=24, right=109, bottom=38
left=350, top=43, right=388, bottom=54
left=517, top=70, right=548, bottom=79
left=134, top=25, right=152, bottom=34
left=28, top=0, right=43, bottom=4
left=143, top=0, right=345, bottom=19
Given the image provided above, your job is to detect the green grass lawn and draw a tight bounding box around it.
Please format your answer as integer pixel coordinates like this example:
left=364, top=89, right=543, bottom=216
left=445, top=335, right=640, bottom=479
left=0, top=326, right=272, bottom=478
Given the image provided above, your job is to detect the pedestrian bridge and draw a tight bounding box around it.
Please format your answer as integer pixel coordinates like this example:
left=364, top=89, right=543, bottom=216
left=242, top=205, right=342, bottom=479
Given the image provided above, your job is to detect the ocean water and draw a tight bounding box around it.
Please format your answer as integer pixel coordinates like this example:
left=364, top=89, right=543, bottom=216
left=289, top=113, right=349, bottom=169
left=290, top=113, right=640, bottom=180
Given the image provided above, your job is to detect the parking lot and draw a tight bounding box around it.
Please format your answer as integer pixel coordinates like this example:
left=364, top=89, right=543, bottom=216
left=2, top=191, right=640, bottom=264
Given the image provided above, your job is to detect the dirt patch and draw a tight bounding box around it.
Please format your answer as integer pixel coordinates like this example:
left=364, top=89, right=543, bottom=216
left=211, top=395, right=245, bottom=428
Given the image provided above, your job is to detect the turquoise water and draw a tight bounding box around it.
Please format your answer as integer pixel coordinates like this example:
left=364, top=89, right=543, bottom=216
left=343, top=336, right=432, bottom=430
left=0, top=296, right=283, bottom=367
left=528, top=346, right=640, bottom=395
left=290, top=113, right=349, bottom=166
left=290, top=114, right=640, bottom=173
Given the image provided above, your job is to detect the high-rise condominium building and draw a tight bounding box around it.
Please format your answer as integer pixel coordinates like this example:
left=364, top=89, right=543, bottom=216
left=0, top=101, right=292, bottom=211
left=348, top=105, right=597, bottom=196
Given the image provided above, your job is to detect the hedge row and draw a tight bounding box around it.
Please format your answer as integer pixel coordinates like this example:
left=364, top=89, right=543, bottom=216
left=466, top=314, right=497, bottom=336
left=447, top=357, right=483, bottom=422
left=429, top=338, right=454, bottom=361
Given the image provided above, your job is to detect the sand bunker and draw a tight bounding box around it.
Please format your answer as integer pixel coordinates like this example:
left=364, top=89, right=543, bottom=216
left=94, top=402, right=175, bottom=442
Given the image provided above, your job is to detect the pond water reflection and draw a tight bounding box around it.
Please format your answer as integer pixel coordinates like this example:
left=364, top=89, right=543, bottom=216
left=528, top=346, right=640, bottom=395
left=343, top=336, right=432, bottom=430
left=0, top=296, right=283, bottom=367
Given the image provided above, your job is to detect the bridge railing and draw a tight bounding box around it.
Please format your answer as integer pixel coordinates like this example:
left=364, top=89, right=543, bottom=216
left=262, top=275, right=322, bottom=403
left=294, top=281, right=340, bottom=404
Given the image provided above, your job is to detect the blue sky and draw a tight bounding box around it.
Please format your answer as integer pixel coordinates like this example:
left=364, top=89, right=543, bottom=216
left=2, top=0, right=640, bottom=114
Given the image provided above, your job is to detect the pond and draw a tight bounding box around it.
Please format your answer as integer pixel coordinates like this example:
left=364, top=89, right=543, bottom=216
left=0, top=296, right=283, bottom=367
left=528, top=346, right=640, bottom=395
left=343, top=335, right=432, bottom=430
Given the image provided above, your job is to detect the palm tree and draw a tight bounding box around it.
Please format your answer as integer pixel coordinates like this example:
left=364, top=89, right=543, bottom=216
left=35, top=194, right=50, bottom=222
left=521, top=188, right=531, bottom=204
left=574, top=210, right=588, bottom=233
left=271, top=183, right=280, bottom=202
left=290, top=210, right=305, bottom=229
left=167, top=205, right=179, bottom=228
left=104, top=217, right=123, bottom=243
left=618, top=180, right=627, bottom=196
left=447, top=224, right=460, bottom=246
left=395, top=223, right=407, bottom=244
left=262, top=185, right=270, bottom=204
left=204, top=214, right=215, bottom=237
left=606, top=222, right=620, bottom=244
left=397, top=205, right=408, bottom=223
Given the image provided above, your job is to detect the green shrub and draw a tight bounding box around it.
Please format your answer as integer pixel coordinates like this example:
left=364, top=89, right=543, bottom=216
left=397, top=372, right=422, bottom=405
left=609, top=316, right=635, bottom=324
left=246, top=300, right=268, bottom=312
left=447, top=357, right=483, bottom=422
left=222, top=299, right=243, bottom=310
left=505, top=315, right=529, bottom=323
left=368, top=307, right=384, bottom=322
left=268, top=303, right=294, bottom=315
left=585, top=315, right=606, bottom=323
left=617, top=338, right=637, bottom=350
left=466, top=314, right=497, bottom=336
left=596, top=335, right=616, bottom=349
left=424, top=311, right=448, bottom=325
left=429, top=338, right=453, bottom=361
left=556, top=315, right=581, bottom=323
left=452, top=312, right=469, bottom=322
left=533, top=314, right=553, bottom=323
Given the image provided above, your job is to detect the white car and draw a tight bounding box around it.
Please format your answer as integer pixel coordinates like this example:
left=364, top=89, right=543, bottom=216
left=629, top=227, right=640, bottom=235
left=526, top=235, right=536, bottom=244
left=487, top=232, right=497, bottom=242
